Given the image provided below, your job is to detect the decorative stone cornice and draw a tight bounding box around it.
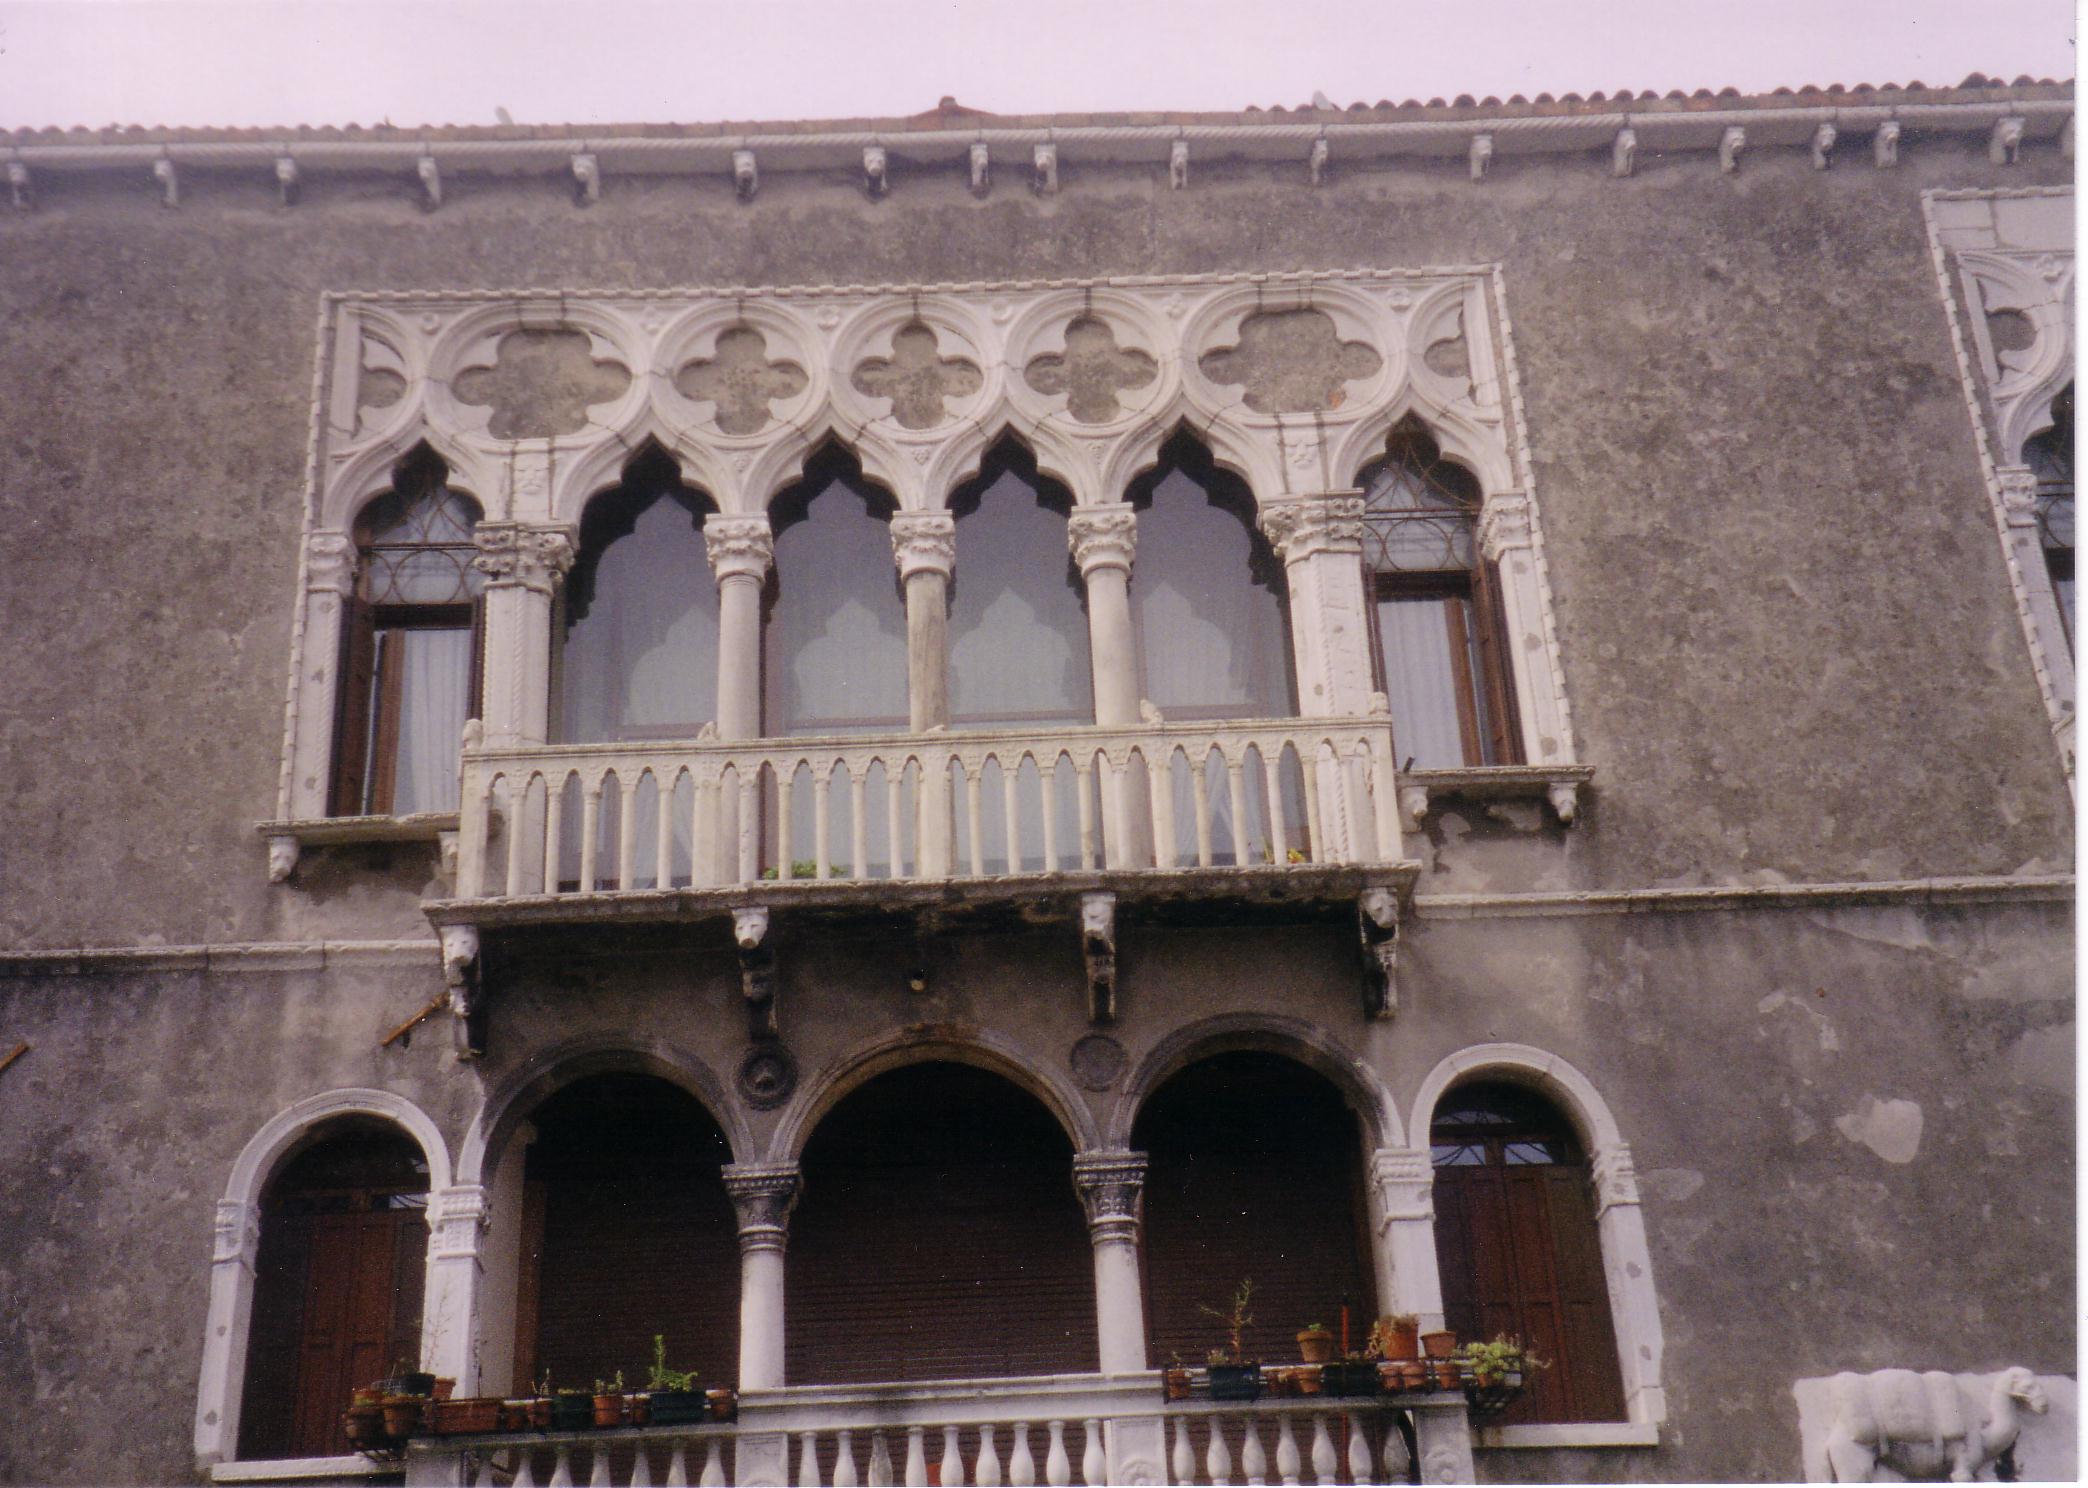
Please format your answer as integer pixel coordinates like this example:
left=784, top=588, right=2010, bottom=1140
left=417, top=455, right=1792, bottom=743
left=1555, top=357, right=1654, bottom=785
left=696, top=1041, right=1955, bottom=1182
left=889, top=510, right=957, bottom=582
left=1370, top=1146, right=1435, bottom=1224
left=1067, top=503, right=1137, bottom=576
left=1071, top=1149, right=1147, bottom=1245
left=1591, top=1142, right=1641, bottom=1216
left=304, top=532, right=359, bottom=596
left=724, top=1162, right=802, bottom=1254
left=473, top=523, right=576, bottom=594
left=1258, top=492, right=1364, bottom=563
left=1476, top=493, right=1535, bottom=559
left=704, top=514, right=775, bottom=584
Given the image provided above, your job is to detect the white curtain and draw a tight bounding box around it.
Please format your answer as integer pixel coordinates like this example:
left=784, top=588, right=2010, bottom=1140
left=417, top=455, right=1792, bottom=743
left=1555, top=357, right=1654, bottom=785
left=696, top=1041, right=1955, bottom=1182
left=771, top=480, right=909, bottom=734
left=1375, top=595, right=1466, bottom=770
left=393, top=628, right=473, bottom=814
left=562, top=499, right=718, bottom=742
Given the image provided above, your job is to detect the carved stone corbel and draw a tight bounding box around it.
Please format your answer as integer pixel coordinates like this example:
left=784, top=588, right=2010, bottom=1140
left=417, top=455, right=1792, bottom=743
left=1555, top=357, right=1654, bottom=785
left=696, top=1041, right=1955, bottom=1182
left=438, top=924, right=483, bottom=1059
left=266, top=835, right=299, bottom=884
left=1398, top=785, right=1431, bottom=831
left=1874, top=121, right=1901, bottom=169
left=1612, top=126, right=1637, bottom=178
left=1990, top=116, right=2026, bottom=166
left=1357, top=888, right=1400, bottom=1019
left=1080, top=891, right=1117, bottom=1023
left=1718, top=126, right=1746, bottom=174
left=864, top=146, right=889, bottom=198
left=1308, top=137, right=1329, bottom=186
left=1548, top=780, right=1581, bottom=824
left=969, top=141, right=991, bottom=197
left=733, top=149, right=758, bottom=201
left=1032, top=143, right=1058, bottom=196
left=8, top=160, right=33, bottom=211
left=1810, top=122, right=1837, bottom=171
left=1468, top=134, right=1494, bottom=182
left=734, top=906, right=778, bottom=1039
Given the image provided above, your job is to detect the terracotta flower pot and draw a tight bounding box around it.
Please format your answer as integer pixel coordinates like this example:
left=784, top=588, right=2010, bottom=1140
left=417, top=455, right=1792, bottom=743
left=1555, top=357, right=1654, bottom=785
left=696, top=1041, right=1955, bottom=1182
left=626, top=1394, right=651, bottom=1426
left=433, top=1378, right=457, bottom=1401
left=381, top=1398, right=422, bottom=1438
left=705, top=1388, right=737, bottom=1422
left=1420, top=1330, right=1457, bottom=1360
left=1380, top=1322, right=1419, bottom=1360
left=592, top=1393, right=625, bottom=1428
left=1163, top=1368, right=1193, bottom=1402
left=1433, top=1359, right=1461, bottom=1390
left=527, top=1398, right=554, bottom=1430
left=1296, top=1366, right=1323, bottom=1395
left=1296, top=1328, right=1335, bottom=1364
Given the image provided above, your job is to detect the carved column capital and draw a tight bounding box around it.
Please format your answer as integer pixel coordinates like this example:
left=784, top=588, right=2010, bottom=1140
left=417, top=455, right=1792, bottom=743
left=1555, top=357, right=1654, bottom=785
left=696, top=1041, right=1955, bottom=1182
left=1476, top=492, right=1534, bottom=560
left=212, top=1199, right=260, bottom=1269
left=704, top=514, right=776, bottom=584
left=890, top=510, right=957, bottom=582
left=1997, top=465, right=2042, bottom=529
left=1067, top=503, right=1137, bottom=576
left=1071, top=1148, right=1146, bottom=1246
left=1258, top=491, right=1365, bottom=564
left=304, top=532, right=359, bottom=595
left=429, top=1184, right=491, bottom=1261
left=473, top=523, right=577, bottom=595
left=1370, top=1145, right=1435, bottom=1225
left=723, top=1162, right=802, bottom=1255
left=1591, top=1141, right=1641, bottom=1216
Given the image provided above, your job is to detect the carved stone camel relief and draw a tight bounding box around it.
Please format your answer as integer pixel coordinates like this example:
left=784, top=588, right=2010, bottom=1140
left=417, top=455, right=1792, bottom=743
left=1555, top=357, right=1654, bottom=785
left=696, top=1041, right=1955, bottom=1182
left=1821, top=1367, right=2050, bottom=1483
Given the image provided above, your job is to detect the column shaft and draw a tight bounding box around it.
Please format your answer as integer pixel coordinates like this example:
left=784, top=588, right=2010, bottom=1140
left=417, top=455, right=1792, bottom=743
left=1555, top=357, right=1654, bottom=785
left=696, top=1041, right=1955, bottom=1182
left=473, top=525, right=578, bottom=749
left=715, top=573, right=765, bottom=740
left=724, top=1163, right=802, bottom=1391
left=1073, top=1150, right=1149, bottom=1373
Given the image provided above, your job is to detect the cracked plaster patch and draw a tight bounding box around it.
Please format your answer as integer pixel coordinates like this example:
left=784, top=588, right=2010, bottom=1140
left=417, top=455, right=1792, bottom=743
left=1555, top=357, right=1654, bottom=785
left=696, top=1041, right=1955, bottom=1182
left=1835, top=1095, right=1924, bottom=1164
left=1198, top=308, right=1381, bottom=415
left=454, top=329, right=631, bottom=440
left=851, top=321, right=982, bottom=430
left=675, top=325, right=809, bottom=436
left=1023, top=315, right=1157, bottom=424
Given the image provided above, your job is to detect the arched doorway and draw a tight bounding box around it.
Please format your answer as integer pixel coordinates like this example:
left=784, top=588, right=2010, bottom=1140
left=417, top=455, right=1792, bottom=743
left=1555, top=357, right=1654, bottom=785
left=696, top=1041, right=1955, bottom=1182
left=516, top=1073, right=738, bottom=1394
left=1429, top=1080, right=1625, bottom=1424
left=787, top=1062, right=1096, bottom=1383
left=1135, top=1051, right=1378, bottom=1366
left=239, top=1122, right=430, bottom=1459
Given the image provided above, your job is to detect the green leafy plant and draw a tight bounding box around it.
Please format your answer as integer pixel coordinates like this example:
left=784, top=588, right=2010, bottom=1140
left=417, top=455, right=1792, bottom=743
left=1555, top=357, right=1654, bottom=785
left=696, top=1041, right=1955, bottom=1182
left=760, top=860, right=851, bottom=880
left=593, top=1371, right=625, bottom=1395
left=1364, top=1312, right=1420, bottom=1360
left=1198, top=1278, right=1256, bottom=1365
left=647, top=1334, right=699, bottom=1393
left=1455, top=1335, right=1546, bottom=1381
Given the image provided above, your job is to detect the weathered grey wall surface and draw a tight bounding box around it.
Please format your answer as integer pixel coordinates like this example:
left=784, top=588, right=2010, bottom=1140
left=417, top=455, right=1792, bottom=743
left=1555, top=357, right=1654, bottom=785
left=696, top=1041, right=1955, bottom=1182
left=0, top=121, right=2073, bottom=1487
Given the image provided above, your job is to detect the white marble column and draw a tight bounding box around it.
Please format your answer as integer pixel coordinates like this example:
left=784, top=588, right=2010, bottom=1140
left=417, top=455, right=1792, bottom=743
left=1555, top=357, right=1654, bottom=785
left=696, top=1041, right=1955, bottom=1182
left=1477, top=492, right=1572, bottom=766
left=1368, top=1146, right=1443, bottom=1326
left=891, top=512, right=956, bottom=875
left=193, top=1199, right=261, bottom=1469
left=472, top=523, right=578, bottom=749
left=702, top=514, right=775, bottom=742
left=1069, top=506, right=1148, bottom=867
left=421, top=1184, right=491, bottom=1393
left=1072, top=1149, right=1149, bottom=1373
left=283, top=532, right=359, bottom=822
left=724, top=1162, right=802, bottom=1390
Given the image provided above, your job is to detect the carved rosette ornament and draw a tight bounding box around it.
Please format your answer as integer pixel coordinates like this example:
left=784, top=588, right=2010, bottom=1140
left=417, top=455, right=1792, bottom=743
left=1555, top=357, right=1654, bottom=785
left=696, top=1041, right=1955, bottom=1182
left=1071, top=1149, right=1147, bottom=1246
left=1476, top=492, right=1534, bottom=561
left=1257, top=492, right=1365, bottom=564
left=723, top=1163, right=803, bottom=1256
left=703, top=514, right=776, bottom=584
left=304, top=532, right=358, bottom=595
left=889, top=510, right=957, bottom=581
left=1067, top=503, right=1137, bottom=576
left=473, top=523, right=577, bottom=595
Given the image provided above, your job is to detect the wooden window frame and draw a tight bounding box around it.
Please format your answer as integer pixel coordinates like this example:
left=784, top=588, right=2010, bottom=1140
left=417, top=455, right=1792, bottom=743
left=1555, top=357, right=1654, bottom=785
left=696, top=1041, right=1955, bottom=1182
left=331, top=599, right=486, bottom=817
left=1367, top=567, right=1522, bottom=769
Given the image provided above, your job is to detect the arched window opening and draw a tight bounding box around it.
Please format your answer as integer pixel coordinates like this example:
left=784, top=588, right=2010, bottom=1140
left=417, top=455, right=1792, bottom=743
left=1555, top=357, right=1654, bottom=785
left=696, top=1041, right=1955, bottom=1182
left=333, top=447, right=485, bottom=815
left=1361, top=424, right=1520, bottom=769
left=765, top=446, right=908, bottom=737
left=516, top=1073, right=738, bottom=1396
left=788, top=1062, right=1095, bottom=1383
left=1135, top=1052, right=1376, bottom=1368
left=1429, top=1081, right=1624, bottom=1425
left=239, top=1124, right=430, bottom=1460
left=948, top=441, right=1091, bottom=729
left=2025, top=383, right=2074, bottom=648
left=1126, top=431, right=1295, bottom=722
left=558, top=446, right=720, bottom=743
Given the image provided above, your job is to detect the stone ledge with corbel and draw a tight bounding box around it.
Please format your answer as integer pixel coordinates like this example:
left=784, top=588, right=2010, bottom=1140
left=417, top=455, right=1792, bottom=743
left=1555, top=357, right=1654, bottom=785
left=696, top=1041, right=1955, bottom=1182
left=1397, top=763, right=1595, bottom=833
left=257, top=813, right=463, bottom=886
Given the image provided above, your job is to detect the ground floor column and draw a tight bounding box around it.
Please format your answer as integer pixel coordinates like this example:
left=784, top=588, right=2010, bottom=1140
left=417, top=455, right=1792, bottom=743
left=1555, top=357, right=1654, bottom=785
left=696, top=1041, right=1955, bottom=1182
left=725, top=1161, right=802, bottom=1389
left=1072, top=1149, right=1149, bottom=1372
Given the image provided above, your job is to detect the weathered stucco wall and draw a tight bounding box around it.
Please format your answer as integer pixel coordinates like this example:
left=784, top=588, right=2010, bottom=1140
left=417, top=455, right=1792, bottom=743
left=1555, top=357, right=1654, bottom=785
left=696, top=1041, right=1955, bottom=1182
left=0, top=894, right=2070, bottom=1483
left=0, top=141, right=2072, bottom=948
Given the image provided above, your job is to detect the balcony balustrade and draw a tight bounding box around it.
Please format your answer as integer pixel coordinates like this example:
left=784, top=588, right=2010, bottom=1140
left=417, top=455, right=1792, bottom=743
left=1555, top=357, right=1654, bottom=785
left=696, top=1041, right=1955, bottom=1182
left=451, top=717, right=1408, bottom=908
left=402, top=1373, right=1463, bottom=1487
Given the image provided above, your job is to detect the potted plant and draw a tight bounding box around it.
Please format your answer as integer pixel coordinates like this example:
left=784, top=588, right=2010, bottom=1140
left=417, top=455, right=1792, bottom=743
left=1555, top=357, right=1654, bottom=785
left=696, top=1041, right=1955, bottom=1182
left=1295, top=1321, right=1335, bottom=1364
left=431, top=1396, right=503, bottom=1435
left=1458, top=1335, right=1545, bottom=1417
left=705, top=1386, right=738, bottom=1422
left=592, top=1373, right=627, bottom=1428
left=1419, top=1327, right=1457, bottom=1361
left=380, top=1393, right=424, bottom=1440
left=342, top=1386, right=386, bottom=1448
left=1200, top=1279, right=1262, bottom=1402
left=549, top=1386, right=593, bottom=1432
left=375, top=1364, right=438, bottom=1399
left=1367, top=1313, right=1420, bottom=1362
left=645, top=1334, right=707, bottom=1426
left=1162, top=1353, right=1193, bottom=1402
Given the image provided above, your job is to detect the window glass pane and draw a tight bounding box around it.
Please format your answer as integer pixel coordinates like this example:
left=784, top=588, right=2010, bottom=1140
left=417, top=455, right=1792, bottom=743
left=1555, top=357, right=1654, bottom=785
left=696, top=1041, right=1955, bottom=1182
left=1376, top=594, right=1470, bottom=769
left=1362, top=447, right=1478, bottom=572
left=1503, top=1140, right=1568, bottom=1166
left=1431, top=1142, right=1486, bottom=1167
left=362, top=484, right=484, bottom=603
left=562, top=497, right=720, bottom=741
left=386, top=627, right=473, bottom=813
left=1134, top=469, right=1291, bottom=719
left=950, top=471, right=1091, bottom=726
left=769, top=476, right=909, bottom=734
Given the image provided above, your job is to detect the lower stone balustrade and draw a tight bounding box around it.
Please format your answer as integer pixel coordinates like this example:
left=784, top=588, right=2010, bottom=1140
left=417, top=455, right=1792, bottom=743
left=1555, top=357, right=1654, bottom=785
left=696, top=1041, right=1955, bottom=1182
left=401, top=1374, right=1475, bottom=1487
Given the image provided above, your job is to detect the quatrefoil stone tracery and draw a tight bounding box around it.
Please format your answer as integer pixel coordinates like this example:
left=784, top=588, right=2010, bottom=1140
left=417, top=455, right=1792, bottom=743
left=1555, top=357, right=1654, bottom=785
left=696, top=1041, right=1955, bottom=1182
left=1023, top=316, right=1159, bottom=424
left=675, top=325, right=810, bottom=436
left=850, top=321, right=984, bottom=430
left=1198, top=307, right=1383, bottom=415
left=452, top=328, right=631, bottom=440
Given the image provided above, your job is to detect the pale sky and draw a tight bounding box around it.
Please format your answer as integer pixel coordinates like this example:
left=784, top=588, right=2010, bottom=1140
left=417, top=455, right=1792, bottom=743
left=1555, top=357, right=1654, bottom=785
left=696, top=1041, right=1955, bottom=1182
left=0, top=0, right=2075, bottom=131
